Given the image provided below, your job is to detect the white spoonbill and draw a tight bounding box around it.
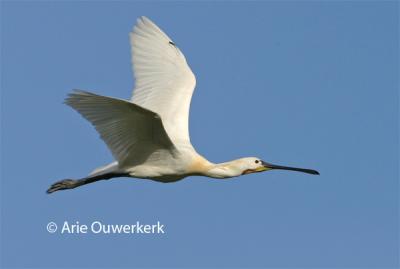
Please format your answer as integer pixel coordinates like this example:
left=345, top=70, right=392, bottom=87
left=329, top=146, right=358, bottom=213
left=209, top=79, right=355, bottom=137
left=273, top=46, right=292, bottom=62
left=47, top=16, right=318, bottom=194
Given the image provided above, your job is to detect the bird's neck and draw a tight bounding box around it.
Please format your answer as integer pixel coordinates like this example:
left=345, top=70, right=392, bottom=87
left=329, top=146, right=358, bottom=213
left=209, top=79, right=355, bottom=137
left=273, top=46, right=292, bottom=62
left=187, top=154, right=243, bottom=179
left=204, top=161, right=243, bottom=179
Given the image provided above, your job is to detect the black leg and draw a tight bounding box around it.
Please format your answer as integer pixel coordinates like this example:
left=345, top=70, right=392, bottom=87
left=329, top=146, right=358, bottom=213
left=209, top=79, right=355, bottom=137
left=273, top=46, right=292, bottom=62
left=46, top=172, right=129, bottom=194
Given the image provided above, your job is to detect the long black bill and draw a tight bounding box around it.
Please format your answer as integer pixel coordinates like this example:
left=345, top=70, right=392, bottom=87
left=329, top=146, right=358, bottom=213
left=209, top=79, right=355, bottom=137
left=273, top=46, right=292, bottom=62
left=262, top=161, right=319, bottom=175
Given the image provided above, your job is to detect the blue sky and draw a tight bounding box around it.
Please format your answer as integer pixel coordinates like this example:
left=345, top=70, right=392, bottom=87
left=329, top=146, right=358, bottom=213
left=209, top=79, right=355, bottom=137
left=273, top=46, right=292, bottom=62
left=1, top=1, right=398, bottom=268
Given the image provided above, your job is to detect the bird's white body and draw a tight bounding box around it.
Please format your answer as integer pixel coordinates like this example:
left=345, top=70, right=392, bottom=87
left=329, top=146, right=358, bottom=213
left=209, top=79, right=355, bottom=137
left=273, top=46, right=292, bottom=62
left=47, top=16, right=318, bottom=193
left=91, top=148, right=209, bottom=182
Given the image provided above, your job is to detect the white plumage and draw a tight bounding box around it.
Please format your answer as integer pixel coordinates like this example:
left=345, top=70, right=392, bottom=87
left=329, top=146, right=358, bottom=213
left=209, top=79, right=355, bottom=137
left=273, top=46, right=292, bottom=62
left=130, top=17, right=196, bottom=146
left=47, top=16, right=318, bottom=194
left=64, top=91, right=175, bottom=168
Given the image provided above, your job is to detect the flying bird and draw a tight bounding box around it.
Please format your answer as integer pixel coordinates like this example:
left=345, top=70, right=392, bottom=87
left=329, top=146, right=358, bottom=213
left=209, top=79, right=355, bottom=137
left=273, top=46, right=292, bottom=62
left=47, top=16, right=318, bottom=194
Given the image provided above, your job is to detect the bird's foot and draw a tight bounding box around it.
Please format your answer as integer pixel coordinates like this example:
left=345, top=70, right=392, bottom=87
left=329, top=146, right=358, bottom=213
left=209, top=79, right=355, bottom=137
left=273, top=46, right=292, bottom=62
left=46, top=179, right=79, bottom=194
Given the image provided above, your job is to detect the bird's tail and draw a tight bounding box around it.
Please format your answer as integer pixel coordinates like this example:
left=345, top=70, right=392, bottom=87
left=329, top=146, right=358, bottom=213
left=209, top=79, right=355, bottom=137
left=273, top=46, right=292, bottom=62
left=46, top=172, right=129, bottom=194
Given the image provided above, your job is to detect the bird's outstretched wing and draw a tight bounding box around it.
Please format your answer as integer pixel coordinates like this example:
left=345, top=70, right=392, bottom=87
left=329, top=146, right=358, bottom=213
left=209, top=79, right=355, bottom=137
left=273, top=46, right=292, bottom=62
left=130, top=16, right=196, bottom=147
left=65, top=90, right=175, bottom=167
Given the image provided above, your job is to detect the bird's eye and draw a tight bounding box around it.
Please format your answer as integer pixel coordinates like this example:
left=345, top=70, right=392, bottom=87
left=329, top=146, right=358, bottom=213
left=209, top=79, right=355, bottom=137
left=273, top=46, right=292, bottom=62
left=255, top=160, right=259, bottom=164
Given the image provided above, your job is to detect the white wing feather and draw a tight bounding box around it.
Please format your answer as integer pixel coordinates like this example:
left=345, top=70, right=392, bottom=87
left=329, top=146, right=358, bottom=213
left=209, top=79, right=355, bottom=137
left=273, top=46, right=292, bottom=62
left=130, top=16, right=196, bottom=147
left=65, top=90, right=175, bottom=167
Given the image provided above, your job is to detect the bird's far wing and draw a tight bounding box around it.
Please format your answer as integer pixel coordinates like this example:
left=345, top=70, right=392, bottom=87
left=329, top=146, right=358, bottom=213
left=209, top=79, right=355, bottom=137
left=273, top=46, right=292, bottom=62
left=130, top=16, right=196, bottom=147
left=65, top=90, right=175, bottom=167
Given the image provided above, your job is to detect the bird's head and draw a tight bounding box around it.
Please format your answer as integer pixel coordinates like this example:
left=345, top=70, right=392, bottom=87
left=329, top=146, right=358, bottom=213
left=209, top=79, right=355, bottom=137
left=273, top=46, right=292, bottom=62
left=205, top=157, right=319, bottom=178
left=238, top=157, right=319, bottom=176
